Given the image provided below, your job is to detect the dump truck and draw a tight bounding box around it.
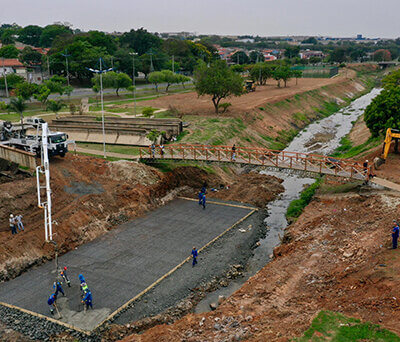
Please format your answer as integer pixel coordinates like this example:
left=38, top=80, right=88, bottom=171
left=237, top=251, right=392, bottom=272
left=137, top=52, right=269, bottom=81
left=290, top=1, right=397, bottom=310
left=244, top=80, right=256, bottom=92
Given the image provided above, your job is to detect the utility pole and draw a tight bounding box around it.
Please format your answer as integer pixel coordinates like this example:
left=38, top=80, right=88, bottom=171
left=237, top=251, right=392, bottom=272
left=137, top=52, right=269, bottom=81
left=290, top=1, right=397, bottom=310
left=172, top=55, right=174, bottom=73
left=1, top=58, right=9, bottom=98
left=237, top=52, right=240, bottom=65
left=61, top=50, right=71, bottom=86
left=87, top=58, right=113, bottom=159
left=46, top=55, right=50, bottom=77
left=129, top=52, right=138, bottom=116
left=149, top=52, right=154, bottom=72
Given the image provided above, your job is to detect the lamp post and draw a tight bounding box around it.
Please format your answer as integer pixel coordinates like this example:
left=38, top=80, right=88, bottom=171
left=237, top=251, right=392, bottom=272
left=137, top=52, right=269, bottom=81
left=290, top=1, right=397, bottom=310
left=61, top=50, right=71, bottom=86
left=129, top=52, right=138, bottom=116
left=87, top=58, right=113, bottom=159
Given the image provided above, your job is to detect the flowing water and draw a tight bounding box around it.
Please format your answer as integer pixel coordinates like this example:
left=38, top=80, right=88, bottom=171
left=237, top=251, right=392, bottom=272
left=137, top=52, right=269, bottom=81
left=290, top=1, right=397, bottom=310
left=195, top=88, right=381, bottom=313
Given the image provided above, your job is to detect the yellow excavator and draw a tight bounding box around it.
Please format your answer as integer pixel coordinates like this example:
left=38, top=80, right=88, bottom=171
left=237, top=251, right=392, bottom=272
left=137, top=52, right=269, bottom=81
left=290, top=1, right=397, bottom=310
left=243, top=80, right=256, bottom=93
left=381, top=128, right=400, bottom=161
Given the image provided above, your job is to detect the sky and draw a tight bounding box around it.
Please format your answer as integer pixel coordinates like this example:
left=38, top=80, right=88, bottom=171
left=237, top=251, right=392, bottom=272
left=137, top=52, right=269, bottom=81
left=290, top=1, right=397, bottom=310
left=1, top=0, right=399, bottom=38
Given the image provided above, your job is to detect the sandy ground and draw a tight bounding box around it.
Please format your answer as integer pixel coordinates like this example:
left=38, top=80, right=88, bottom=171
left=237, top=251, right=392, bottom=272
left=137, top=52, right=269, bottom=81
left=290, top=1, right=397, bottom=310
left=121, top=186, right=400, bottom=342
left=137, top=70, right=355, bottom=116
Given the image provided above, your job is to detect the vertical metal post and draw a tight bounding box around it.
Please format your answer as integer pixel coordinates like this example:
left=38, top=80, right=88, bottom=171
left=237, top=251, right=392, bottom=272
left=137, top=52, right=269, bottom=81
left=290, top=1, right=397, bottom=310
left=172, top=55, right=174, bottom=73
left=100, top=58, right=106, bottom=159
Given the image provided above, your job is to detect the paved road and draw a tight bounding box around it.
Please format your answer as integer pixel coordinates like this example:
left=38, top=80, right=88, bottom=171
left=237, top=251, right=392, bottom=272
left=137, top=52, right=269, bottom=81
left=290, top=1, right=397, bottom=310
left=0, top=198, right=251, bottom=331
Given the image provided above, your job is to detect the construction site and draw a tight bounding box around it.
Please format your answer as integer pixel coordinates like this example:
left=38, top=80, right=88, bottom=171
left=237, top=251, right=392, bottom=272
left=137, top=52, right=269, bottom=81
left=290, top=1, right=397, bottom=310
left=0, top=63, right=400, bottom=342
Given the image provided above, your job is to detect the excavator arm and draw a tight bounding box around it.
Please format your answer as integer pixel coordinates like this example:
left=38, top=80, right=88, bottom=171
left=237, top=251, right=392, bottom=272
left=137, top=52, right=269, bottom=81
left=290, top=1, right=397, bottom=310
left=382, top=128, right=400, bottom=160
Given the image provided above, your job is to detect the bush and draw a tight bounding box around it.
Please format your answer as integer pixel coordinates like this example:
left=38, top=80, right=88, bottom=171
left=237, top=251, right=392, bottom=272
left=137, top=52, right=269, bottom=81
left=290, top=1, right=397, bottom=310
left=0, top=101, right=7, bottom=111
left=286, top=178, right=322, bottom=220
left=142, top=107, right=155, bottom=117
left=218, top=102, right=232, bottom=113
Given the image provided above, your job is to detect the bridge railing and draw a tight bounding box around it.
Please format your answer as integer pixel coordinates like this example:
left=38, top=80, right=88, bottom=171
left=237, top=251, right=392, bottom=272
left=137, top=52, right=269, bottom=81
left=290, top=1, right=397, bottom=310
left=139, top=144, right=371, bottom=180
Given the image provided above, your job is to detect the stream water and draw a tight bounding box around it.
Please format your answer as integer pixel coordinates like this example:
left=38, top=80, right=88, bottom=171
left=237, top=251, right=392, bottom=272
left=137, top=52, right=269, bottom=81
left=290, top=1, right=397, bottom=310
left=195, top=88, right=381, bottom=313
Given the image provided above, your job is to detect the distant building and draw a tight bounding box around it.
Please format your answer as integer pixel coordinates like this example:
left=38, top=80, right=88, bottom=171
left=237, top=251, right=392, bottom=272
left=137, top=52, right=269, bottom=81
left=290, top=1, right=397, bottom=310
left=235, top=38, right=255, bottom=43
left=300, top=50, right=325, bottom=59
left=0, top=58, right=43, bottom=84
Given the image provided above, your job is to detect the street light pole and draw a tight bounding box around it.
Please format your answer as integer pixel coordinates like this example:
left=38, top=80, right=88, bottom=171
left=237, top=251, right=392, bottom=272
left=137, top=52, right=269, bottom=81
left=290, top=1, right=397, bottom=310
left=129, top=52, right=138, bottom=116
left=1, top=58, right=9, bottom=98
left=61, top=50, right=71, bottom=86
left=87, top=58, right=113, bottom=159
left=172, top=55, right=174, bottom=73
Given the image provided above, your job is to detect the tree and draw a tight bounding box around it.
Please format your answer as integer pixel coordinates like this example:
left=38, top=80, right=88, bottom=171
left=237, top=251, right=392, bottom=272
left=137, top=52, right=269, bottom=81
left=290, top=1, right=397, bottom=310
left=302, top=37, right=318, bottom=44
left=292, top=70, right=303, bottom=85
left=120, top=28, right=162, bottom=55
left=0, top=45, right=19, bottom=58
left=92, top=71, right=132, bottom=96
left=40, top=24, right=72, bottom=47
left=148, top=71, right=164, bottom=92
left=161, top=70, right=180, bottom=92
left=284, top=46, right=300, bottom=59
left=146, top=129, right=161, bottom=143
left=46, top=99, right=65, bottom=119
left=272, top=67, right=293, bottom=87
left=329, top=48, right=347, bottom=63
left=8, top=97, right=27, bottom=129
left=0, top=29, right=16, bottom=45
left=18, top=25, right=43, bottom=46
left=373, top=49, right=392, bottom=62
left=194, top=61, right=244, bottom=114
left=176, top=74, right=191, bottom=88
left=0, top=74, right=24, bottom=90
left=249, top=51, right=265, bottom=64
left=33, top=85, right=51, bottom=107
left=229, top=51, right=250, bottom=65
left=364, top=70, right=400, bottom=136
left=19, top=46, right=42, bottom=66
left=15, top=82, right=38, bottom=100
left=249, top=63, right=273, bottom=85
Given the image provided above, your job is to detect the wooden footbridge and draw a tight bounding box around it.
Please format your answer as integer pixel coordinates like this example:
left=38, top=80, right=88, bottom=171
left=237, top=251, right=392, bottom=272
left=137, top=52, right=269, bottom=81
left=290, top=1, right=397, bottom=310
left=139, top=144, right=371, bottom=181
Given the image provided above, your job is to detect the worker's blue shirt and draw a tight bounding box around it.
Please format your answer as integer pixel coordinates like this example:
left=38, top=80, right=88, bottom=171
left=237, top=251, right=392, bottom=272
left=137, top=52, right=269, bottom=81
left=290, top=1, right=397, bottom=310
left=53, top=282, right=62, bottom=290
left=48, top=294, right=55, bottom=305
left=393, top=225, right=399, bottom=237
left=79, top=274, right=86, bottom=284
left=201, top=187, right=206, bottom=194
left=192, top=249, right=198, bottom=258
left=202, top=196, right=206, bottom=204
left=83, top=291, right=92, bottom=303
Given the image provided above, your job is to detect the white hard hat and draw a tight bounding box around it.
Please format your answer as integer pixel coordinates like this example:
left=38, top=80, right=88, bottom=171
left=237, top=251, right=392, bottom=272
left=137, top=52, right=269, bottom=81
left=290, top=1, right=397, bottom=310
left=10, top=214, right=13, bottom=218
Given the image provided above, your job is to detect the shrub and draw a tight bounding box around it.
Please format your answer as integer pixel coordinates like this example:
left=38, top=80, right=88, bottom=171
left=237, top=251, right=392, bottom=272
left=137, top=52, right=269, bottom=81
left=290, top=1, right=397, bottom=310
left=218, top=102, right=232, bottom=113
left=142, top=107, right=155, bottom=117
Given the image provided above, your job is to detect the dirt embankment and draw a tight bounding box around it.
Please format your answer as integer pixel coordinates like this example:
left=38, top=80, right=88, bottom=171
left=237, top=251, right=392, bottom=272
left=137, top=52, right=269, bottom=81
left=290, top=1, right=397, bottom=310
left=121, top=188, right=400, bottom=342
left=0, top=155, right=283, bottom=281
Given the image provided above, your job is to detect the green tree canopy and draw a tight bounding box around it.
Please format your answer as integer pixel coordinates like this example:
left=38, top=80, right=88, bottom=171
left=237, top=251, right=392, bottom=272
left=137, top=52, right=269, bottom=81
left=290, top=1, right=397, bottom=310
left=229, top=51, right=249, bottom=65
left=40, top=24, right=72, bottom=47
left=194, top=60, right=244, bottom=114
left=46, top=99, right=65, bottom=119
left=15, top=82, right=39, bottom=100
left=148, top=71, right=164, bottom=92
left=249, top=51, right=264, bottom=64
left=92, top=71, right=132, bottom=96
left=0, top=74, right=24, bottom=90
left=249, top=63, right=273, bottom=85
left=19, top=46, right=42, bottom=66
left=120, top=28, right=162, bottom=55
left=284, top=46, right=300, bottom=59
left=18, top=25, right=43, bottom=46
left=364, top=70, right=400, bottom=136
left=0, top=45, right=19, bottom=58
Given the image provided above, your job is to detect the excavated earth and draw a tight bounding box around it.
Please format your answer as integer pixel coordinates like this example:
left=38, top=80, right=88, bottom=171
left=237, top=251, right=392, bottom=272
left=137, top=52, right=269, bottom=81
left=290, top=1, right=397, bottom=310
left=0, top=154, right=283, bottom=283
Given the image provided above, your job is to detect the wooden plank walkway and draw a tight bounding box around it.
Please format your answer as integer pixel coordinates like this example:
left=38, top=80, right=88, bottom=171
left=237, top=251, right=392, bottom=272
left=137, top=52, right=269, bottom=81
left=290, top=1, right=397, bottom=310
left=139, top=144, right=370, bottom=181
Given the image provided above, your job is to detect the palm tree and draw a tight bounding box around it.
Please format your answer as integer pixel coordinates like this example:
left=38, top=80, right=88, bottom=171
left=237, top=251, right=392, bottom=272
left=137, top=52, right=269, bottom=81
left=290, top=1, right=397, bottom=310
left=8, top=97, right=27, bottom=130
left=46, top=99, right=65, bottom=119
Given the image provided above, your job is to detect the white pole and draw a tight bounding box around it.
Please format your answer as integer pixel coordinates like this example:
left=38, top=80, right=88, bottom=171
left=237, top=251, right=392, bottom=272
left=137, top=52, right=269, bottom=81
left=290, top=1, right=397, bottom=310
left=65, top=56, right=70, bottom=87
left=42, top=123, right=52, bottom=241
left=172, top=55, right=174, bottom=73
left=100, top=59, right=106, bottom=159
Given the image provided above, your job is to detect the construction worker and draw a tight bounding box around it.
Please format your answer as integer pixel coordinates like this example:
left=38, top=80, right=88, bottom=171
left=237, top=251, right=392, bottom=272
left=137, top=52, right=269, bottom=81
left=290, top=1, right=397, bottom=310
left=15, top=214, right=24, bottom=231
left=160, top=144, right=165, bottom=158
left=151, top=143, right=156, bottom=158
left=53, top=281, right=65, bottom=297
left=47, top=293, right=57, bottom=315
left=392, top=220, right=399, bottom=249
left=201, top=193, right=206, bottom=210
left=9, top=214, right=17, bottom=235
left=191, top=247, right=198, bottom=267
left=60, top=267, right=71, bottom=287
left=232, top=144, right=236, bottom=161
left=79, top=274, right=89, bottom=294
left=82, top=289, right=93, bottom=311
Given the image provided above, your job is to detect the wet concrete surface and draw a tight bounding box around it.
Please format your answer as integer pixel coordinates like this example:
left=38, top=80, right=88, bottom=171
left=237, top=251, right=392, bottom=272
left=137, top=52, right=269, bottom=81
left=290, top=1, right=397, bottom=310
left=0, top=198, right=252, bottom=331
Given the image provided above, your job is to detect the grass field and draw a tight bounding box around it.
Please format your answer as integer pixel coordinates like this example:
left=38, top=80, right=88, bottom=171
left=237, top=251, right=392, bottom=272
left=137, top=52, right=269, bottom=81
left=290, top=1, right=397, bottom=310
left=296, top=311, right=400, bottom=341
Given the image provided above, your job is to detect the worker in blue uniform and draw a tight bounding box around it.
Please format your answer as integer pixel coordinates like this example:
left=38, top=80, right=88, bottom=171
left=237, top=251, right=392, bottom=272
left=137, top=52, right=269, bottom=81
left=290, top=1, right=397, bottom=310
left=82, top=290, right=93, bottom=311
left=191, top=247, right=198, bottom=267
left=47, top=293, right=57, bottom=315
left=53, top=281, right=65, bottom=297
left=392, top=220, right=399, bottom=249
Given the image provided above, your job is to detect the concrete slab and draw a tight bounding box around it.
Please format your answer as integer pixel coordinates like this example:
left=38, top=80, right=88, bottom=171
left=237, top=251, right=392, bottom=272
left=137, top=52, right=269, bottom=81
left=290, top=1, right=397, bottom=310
left=0, top=198, right=252, bottom=331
